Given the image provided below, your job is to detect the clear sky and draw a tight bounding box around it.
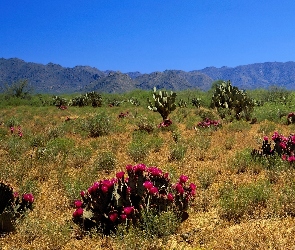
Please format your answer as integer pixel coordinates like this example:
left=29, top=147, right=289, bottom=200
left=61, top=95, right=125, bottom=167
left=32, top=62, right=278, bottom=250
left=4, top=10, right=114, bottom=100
left=1, top=1, right=295, bottom=73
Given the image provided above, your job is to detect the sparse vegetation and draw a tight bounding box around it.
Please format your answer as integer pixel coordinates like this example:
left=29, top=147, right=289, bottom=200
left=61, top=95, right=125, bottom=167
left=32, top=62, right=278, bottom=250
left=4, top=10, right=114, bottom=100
left=1, top=88, right=295, bottom=249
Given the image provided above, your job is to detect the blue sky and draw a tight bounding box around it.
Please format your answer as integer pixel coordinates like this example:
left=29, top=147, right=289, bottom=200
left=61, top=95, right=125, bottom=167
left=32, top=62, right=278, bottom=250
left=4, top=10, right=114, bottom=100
left=1, top=1, right=295, bottom=73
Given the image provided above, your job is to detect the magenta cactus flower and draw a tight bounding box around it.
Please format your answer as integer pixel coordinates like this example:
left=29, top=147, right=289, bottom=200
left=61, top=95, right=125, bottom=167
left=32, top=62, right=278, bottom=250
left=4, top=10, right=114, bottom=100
left=74, top=200, right=83, bottom=208
left=73, top=208, right=83, bottom=217
left=126, top=164, right=133, bottom=172
left=263, top=136, right=269, bottom=141
left=179, top=175, right=189, bottom=183
left=101, top=185, right=109, bottom=193
left=123, top=206, right=134, bottom=215
left=143, top=181, right=153, bottom=189
left=22, top=193, right=34, bottom=203
left=175, top=183, right=184, bottom=194
left=116, top=171, right=125, bottom=179
left=149, top=186, right=158, bottom=195
left=109, top=211, right=118, bottom=222
left=167, top=193, right=174, bottom=201
left=120, top=214, right=127, bottom=220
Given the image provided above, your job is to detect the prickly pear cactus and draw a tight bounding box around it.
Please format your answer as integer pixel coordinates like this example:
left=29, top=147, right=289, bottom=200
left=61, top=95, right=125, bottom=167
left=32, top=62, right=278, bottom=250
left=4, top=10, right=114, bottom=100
left=210, top=80, right=254, bottom=120
left=147, top=87, right=177, bottom=121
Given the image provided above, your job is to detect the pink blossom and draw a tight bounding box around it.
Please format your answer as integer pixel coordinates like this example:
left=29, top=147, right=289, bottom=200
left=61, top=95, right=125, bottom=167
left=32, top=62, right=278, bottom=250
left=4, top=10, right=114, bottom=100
left=116, top=171, right=125, bottom=179
left=179, top=175, right=189, bottom=183
left=120, top=214, right=127, bottom=220
left=134, top=163, right=146, bottom=173
left=109, top=211, right=118, bottom=222
left=13, top=192, right=19, bottom=198
left=80, top=190, right=85, bottom=197
left=149, top=186, right=158, bottom=195
left=291, top=135, right=295, bottom=144
left=288, top=155, right=295, bottom=162
left=164, top=172, right=169, bottom=179
left=101, top=185, right=109, bottom=193
left=167, top=193, right=174, bottom=201
left=73, top=208, right=83, bottom=217
left=74, top=200, right=83, bottom=208
left=263, top=136, right=269, bottom=141
left=123, top=206, right=134, bottom=215
left=22, top=193, right=34, bottom=203
left=126, top=164, right=133, bottom=172
left=102, top=179, right=113, bottom=188
left=10, top=127, right=14, bottom=134
left=280, top=142, right=287, bottom=149
left=282, top=154, right=287, bottom=161
left=190, top=183, right=196, bottom=191
left=175, top=183, right=184, bottom=194
left=143, top=181, right=153, bottom=189
left=148, top=166, right=162, bottom=176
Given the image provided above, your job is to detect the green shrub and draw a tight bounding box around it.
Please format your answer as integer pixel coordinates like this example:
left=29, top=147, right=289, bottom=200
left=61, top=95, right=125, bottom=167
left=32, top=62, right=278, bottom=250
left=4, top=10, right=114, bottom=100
left=128, top=141, right=150, bottom=163
left=197, top=168, right=217, bottom=190
left=94, top=151, right=117, bottom=173
left=70, top=146, right=92, bottom=168
left=83, top=113, right=112, bottom=137
left=219, top=180, right=271, bottom=221
left=169, top=144, right=187, bottom=161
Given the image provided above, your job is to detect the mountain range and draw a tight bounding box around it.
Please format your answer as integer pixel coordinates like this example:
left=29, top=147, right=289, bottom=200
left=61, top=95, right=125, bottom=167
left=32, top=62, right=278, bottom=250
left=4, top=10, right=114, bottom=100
left=1, top=58, right=295, bottom=94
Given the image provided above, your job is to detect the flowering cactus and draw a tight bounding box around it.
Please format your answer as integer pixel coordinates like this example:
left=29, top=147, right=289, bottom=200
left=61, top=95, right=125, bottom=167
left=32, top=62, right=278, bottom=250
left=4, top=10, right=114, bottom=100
left=0, top=182, right=34, bottom=232
left=72, top=164, right=196, bottom=234
left=252, top=131, right=295, bottom=163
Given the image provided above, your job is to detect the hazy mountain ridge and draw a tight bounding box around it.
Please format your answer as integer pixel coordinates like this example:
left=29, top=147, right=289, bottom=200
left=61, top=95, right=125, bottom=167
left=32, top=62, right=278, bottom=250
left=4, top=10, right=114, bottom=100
left=1, top=58, right=295, bottom=94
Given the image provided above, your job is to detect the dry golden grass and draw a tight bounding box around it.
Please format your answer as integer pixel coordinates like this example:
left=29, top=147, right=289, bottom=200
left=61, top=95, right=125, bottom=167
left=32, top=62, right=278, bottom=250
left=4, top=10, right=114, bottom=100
left=1, top=105, right=295, bottom=249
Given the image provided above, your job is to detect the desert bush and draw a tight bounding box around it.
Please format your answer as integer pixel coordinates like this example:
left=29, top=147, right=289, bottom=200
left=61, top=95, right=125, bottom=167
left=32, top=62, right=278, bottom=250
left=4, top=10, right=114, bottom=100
left=197, top=168, right=217, bottom=190
left=94, top=151, right=117, bottom=173
left=82, top=112, right=113, bottom=137
left=169, top=144, right=187, bottom=161
left=219, top=180, right=271, bottom=222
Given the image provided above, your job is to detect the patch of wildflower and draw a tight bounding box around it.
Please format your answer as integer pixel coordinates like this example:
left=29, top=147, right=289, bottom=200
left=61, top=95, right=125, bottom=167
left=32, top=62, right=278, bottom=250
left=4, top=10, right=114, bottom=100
left=9, top=125, right=23, bottom=138
left=196, top=118, right=221, bottom=129
left=72, top=163, right=196, bottom=235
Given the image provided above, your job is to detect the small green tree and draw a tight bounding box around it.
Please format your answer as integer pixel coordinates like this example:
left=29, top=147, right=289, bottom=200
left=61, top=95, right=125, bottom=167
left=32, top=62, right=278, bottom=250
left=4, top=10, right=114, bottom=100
left=3, top=79, right=33, bottom=99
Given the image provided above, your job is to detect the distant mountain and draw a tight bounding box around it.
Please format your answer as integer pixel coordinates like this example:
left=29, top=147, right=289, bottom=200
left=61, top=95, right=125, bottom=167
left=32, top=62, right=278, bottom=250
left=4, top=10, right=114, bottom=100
left=1, top=58, right=295, bottom=94
left=199, top=62, right=295, bottom=90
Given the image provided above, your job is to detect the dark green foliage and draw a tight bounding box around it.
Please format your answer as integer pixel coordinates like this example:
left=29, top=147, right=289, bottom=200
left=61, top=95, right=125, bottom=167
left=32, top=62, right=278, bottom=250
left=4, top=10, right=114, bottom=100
left=3, top=79, right=32, bottom=99
left=52, top=95, right=68, bottom=108
left=178, top=99, right=187, bottom=108
left=211, top=80, right=254, bottom=120
left=191, top=97, right=201, bottom=108
left=70, top=91, right=102, bottom=107
left=147, top=87, right=177, bottom=121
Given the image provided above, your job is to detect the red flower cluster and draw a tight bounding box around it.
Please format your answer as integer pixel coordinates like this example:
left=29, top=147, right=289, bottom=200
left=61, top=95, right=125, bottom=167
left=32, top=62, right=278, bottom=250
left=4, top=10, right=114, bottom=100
left=197, top=118, right=221, bottom=129
left=22, top=193, right=34, bottom=203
